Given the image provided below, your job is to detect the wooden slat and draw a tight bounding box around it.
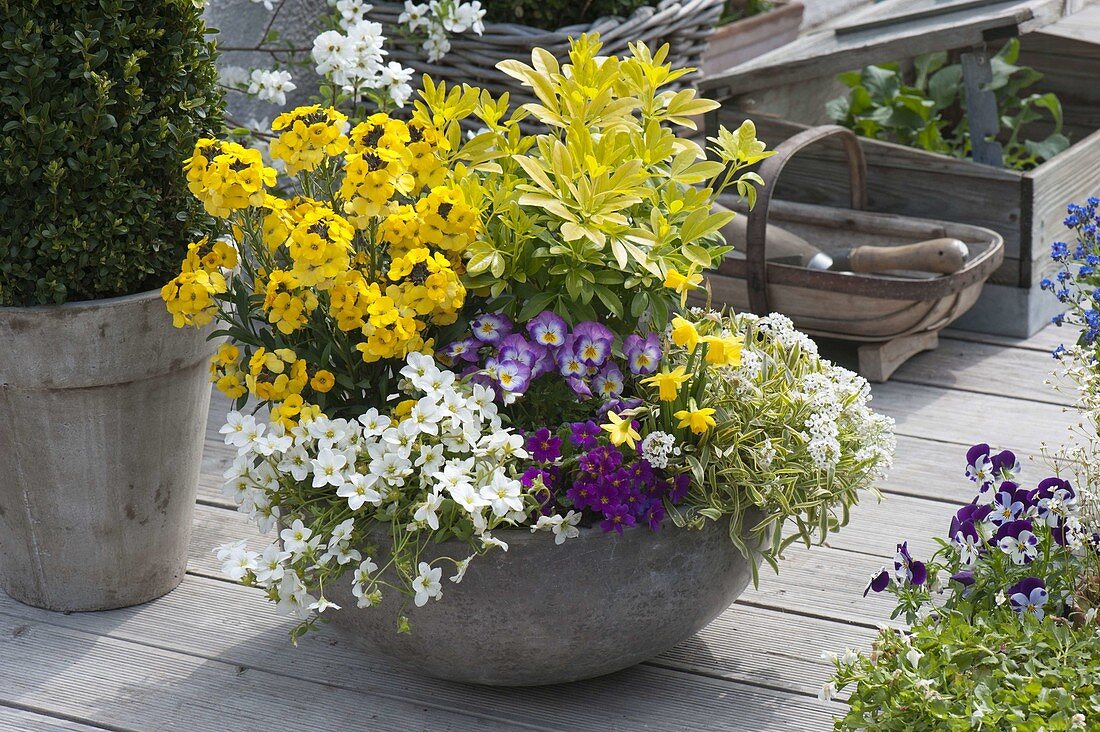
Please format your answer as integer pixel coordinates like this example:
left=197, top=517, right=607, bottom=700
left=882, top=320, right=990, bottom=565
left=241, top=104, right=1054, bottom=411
left=890, top=336, right=1070, bottom=405
left=0, top=590, right=839, bottom=732
left=0, top=707, right=113, bottom=732
left=872, top=380, right=1072, bottom=447
left=943, top=322, right=1068, bottom=353
left=0, top=614, right=537, bottom=732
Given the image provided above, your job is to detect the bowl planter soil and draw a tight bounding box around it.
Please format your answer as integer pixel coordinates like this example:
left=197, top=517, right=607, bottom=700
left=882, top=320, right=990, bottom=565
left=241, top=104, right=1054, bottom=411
left=325, top=508, right=764, bottom=686
left=701, top=1, right=804, bottom=76
left=0, top=289, right=215, bottom=611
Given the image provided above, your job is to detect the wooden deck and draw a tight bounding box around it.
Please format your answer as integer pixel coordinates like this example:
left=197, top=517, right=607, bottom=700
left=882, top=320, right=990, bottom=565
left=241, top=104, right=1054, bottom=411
left=0, top=324, right=1075, bottom=731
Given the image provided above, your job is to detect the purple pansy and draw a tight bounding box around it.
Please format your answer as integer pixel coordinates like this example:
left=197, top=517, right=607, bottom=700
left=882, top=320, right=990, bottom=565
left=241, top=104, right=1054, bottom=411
left=991, top=449, right=1021, bottom=480
left=566, top=375, right=593, bottom=400
left=493, top=359, right=531, bottom=394
left=1031, top=476, right=1077, bottom=528
left=569, top=420, right=601, bottom=450
left=965, top=443, right=995, bottom=494
left=995, top=519, right=1039, bottom=564
left=557, top=347, right=587, bottom=378
left=526, top=428, right=562, bottom=463
left=572, top=321, right=613, bottom=366
left=893, top=542, right=927, bottom=586
left=623, top=333, right=662, bottom=375
left=950, top=521, right=983, bottom=567
left=949, top=502, right=993, bottom=536
left=989, top=482, right=1030, bottom=526
left=471, top=313, right=513, bottom=344
left=863, top=566, right=891, bottom=597
left=526, top=311, right=568, bottom=349
left=949, top=570, right=975, bottom=587
left=1007, top=577, right=1048, bottom=620
left=592, top=364, right=625, bottom=400
left=440, top=337, right=482, bottom=364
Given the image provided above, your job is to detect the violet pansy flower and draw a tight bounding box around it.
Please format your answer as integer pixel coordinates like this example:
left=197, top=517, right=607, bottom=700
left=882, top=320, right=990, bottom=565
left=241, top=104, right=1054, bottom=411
left=893, top=542, right=927, bottom=586
left=526, top=311, right=568, bottom=349
left=863, top=566, right=891, bottom=597
left=1031, top=476, right=1077, bottom=528
left=592, top=363, right=625, bottom=400
left=995, top=519, right=1039, bottom=565
left=965, top=443, right=994, bottom=491
left=989, top=482, right=1028, bottom=526
left=624, top=333, right=661, bottom=375
left=471, top=312, right=513, bottom=344
left=1007, top=577, right=1047, bottom=620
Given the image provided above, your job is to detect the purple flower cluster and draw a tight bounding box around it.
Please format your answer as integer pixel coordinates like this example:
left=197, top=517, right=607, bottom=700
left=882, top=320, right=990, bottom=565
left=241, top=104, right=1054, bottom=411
left=439, top=311, right=661, bottom=403
left=867, top=442, right=1089, bottom=624
left=518, top=420, right=689, bottom=535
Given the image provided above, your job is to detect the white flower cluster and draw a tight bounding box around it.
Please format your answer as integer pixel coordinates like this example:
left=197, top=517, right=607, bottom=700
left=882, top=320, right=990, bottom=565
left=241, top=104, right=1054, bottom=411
left=313, top=10, right=418, bottom=106
left=400, top=0, right=486, bottom=62
left=215, top=352, right=581, bottom=622
left=248, top=68, right=296, bottom=106
left=640, top=430, right=680, bottom=469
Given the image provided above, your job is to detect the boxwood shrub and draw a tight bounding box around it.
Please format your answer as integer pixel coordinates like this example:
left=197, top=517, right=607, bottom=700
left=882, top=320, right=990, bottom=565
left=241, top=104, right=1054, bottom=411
left=0, top=0, right=223, bottom=306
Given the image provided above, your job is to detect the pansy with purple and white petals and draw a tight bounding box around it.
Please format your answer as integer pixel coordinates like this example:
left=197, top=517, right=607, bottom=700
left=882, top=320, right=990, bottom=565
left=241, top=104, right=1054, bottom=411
left=863, top=566, right=890, bottom=597
left=592, top=364, right=625, bottom=400
left=526, top=310, right=568, bottom=349
left=989, top=482, right=1030, bottom=525
left=951, top=522, right=983, bottom=566
left=1007, top=577, right=1048, bottom=620
left=471, top=312, right=513, bottom=344
left=623, top=333, right=662, bottom=375
left=1031, top=476, right=1078, bottom=528
left=991, top=449, right=1021, bottom=481
left=995, top=519, right=1039, bottom=564
left=965, top=443, right=996, bottom=500
left=893, top=542, right=927, bottom=586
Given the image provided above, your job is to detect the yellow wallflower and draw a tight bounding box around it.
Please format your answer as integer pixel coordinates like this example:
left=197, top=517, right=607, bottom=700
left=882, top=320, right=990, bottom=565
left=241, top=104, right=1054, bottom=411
left=405, top=121, right=447, bottom=191
left=416, top=186, right=478, bottom=253
left=670, top=316, right=700, bottom=352
left=674, top=407, right=718, bottom=435
left=340, top=147, right=411, bottom=227
left=287, top=204, right=354, bottom=287
left=161, top=268, right=226, bottom=328
left=349, top=114, right=411, bottom=155
left=185, top=138, right=276, bottom=217
left=641, top=365, right=690, bottom=402
left=270, top=105, right=349, bottom=176
left=602, top=411, right=640, bottom=449
left=310, top=370, right=335, bottom=393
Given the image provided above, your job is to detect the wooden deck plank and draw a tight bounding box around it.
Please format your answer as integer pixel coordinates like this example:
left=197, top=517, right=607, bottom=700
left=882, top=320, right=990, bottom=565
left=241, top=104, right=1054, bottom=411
left=872, top=380, right=1071, bottom=448
left=0, top=707, right=115, bottom=732
left=0, top=614, right=540, bottom=732
left=0, top=593, right=838, bottom=732
left=942, top=323, right=1068, bottom=354
left=890, top=336, right=1070, bottom=405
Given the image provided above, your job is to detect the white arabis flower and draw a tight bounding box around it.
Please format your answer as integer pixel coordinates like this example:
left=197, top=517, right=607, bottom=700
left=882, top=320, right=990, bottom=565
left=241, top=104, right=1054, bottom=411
left=413, top=490, right=445, bottom=530
left=309, top=596, right=341, bottom=613
left=906, top=648, right=923, bottom=667
left=311, top=447, right=348, bottom=488
left=248, top=69, right=295, bottom=106
left=279, top=519, right=313, bottom=556
left=337, top=473, right=383, bottom=510
left=358, top=407, right=391, bottom=437
left=221, top=411, right=262, bottom=451
left=412, top=562, right=442, bottom=607
left=215, top=540, right=258, bottom=581
left=480, top=471, right=524, bottom=517
left=450, top=555, right=474, bottom=583
left=253, top=544, right=291, bottom=584
left=818, top=681, right=835, bottom=702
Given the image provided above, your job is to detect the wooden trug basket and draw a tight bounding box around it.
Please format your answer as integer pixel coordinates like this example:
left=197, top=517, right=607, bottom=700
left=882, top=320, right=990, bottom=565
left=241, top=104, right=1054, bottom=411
left=706, top=125, right=1005, bottom=381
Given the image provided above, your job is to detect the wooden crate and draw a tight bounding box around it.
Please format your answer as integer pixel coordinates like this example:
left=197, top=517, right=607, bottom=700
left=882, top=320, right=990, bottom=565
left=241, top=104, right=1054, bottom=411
left=703, top=0, right=1100, bottom=336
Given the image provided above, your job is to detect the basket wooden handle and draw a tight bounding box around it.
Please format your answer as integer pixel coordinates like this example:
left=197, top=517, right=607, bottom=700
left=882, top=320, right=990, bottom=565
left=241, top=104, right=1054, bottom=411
left=744, top=125, right=867, bottom=315
left=847, top=238, right=969, bottom=275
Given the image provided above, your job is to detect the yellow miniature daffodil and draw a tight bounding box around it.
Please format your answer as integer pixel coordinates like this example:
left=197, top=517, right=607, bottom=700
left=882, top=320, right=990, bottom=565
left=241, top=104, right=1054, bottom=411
left=664, top=267, right=702, bottom=304
left=602, top=411, right=641, bottom=450
left=670, top=316, right=700, bottom=352
left=674, top=407, right=718, bottom=435
left=702, top=334, right=744, bottom=368
left=641, top=365, right=690, bottom=402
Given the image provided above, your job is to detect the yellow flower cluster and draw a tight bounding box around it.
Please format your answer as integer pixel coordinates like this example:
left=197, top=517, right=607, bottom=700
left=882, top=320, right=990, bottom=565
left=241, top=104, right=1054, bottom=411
left=161, top=237, right=233, bottom=327
left=262, top=270, right=319, bottom=335
left=210, top=343, right=247, bottom=399
left=269, top=106, right=349, bottom=176
left=670, top=317, right=743, bottom=367
left=185, top=139, right=276, bottom=217
left=238, top=347, right=334, bottom=427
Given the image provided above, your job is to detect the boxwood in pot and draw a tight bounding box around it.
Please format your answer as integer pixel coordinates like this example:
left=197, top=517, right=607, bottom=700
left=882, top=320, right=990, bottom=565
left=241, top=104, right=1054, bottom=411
left=0, top=0, right=225, bottom=611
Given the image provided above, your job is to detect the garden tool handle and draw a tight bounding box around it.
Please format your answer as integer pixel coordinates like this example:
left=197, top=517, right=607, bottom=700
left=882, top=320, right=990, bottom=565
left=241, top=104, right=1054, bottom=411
left=846, top=238, right=969, bottom=275
left=745, top=125, right=867, bottom=315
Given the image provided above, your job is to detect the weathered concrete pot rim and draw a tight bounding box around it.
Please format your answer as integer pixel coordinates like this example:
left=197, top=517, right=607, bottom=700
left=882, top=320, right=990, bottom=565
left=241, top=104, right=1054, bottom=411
left=0, top=286, right=216, bottom=390
left=0, top=285, right=166, bottom=314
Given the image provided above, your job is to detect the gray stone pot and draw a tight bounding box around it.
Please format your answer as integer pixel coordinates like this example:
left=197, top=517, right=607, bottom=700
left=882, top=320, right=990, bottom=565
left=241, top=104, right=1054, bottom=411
left=0, top=289, right=214, bottom=611
left=326, top=509, right=764, bottom=686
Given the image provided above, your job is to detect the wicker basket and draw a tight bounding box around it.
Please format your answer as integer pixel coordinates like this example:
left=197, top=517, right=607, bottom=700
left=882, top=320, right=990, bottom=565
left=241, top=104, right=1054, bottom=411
left=371, top=0, right=725, bottom=108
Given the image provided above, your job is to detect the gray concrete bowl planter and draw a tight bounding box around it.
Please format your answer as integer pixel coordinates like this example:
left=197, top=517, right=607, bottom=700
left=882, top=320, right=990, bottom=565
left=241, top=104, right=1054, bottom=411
left=701, top=1, right=804, bottom=76
left=0, top=289, right=215, bottom=611
left=325, top=508, right=764, bottom=686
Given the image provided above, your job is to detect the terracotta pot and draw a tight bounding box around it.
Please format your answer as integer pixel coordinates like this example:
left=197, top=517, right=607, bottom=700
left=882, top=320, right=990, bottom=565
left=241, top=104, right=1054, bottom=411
left=701, top=1, right=804, bottom=75
left=325, top=509, right=765, bottom=686
left=0, top=289, right=214, bottom=611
